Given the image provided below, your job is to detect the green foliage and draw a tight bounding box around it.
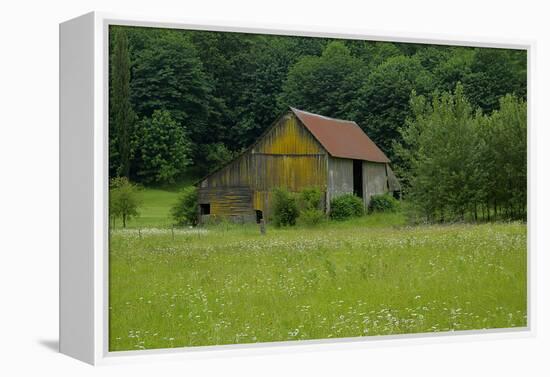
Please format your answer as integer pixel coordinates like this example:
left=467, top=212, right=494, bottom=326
left=110, top=27, right=136, bottom=178
left=298, top=208, right=325, bottom=226
left=231, top=37, right=303, bottom=147
left=271, top=187, right=299, bottom=227
left=368, top=193, right=399, bottom=213
left=109, top=177, right=142, bottom=228
left=296, top=187, right=325, bottom=226
left=170, top=186, right=199, bottom=226
left=201, top=142, right=239, bottom=173
left=280, top=41, right=365, bottom=118
left=432, top=47, right=475, bottom=93
left=463, top=48, right=526, bottom=113
left=109, top=26, right=527, bottom=196
left=352, top=55, right=435, bottom=161
left=298, top=187, right=322, bottom=210
left=398, top=84, right=482, bottom=221
left=477, top=94, right=527, bottom=219
left=135, top=110, right=192, bottom=184
left=397, top=84, right=526, bottom=222
left=130, top=31, right=212, bottom=131
left=329, top=194, right=364, bottom=220
left=345, top=40, right=402, bottom=68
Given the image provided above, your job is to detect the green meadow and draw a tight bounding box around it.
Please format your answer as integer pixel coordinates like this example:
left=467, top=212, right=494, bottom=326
left=108, top=188, right=527, bottom=351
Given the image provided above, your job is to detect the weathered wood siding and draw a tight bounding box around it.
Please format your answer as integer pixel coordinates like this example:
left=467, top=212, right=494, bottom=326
left=199, top=113, right=328, bottom=219
left=363, top=162, right=389, bottom=206
left=327, top=157, right=353, bottom=211
left=252, top=113, right=323, bottom=154
left=201, top=154, right=326, bottom=191
left=327, top=157, right=390, bottom=209
left=198, top=187, right=253, bottom=217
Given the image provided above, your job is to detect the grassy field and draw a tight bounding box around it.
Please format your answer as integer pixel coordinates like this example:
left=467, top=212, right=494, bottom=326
left=109, top=192, right=527, bottom=351
left=113, top=177, right=198, bottom=229
left=120, top=188, right=179, bottom=228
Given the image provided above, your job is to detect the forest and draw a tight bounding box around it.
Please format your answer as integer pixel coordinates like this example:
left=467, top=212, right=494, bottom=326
left=109, top=25, right=527, bottom=222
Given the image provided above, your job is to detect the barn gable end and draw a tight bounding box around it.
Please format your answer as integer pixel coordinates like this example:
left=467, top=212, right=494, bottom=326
left=252, top=112, right=325, bottom=155
left=198, top=112, right=329, bottom=221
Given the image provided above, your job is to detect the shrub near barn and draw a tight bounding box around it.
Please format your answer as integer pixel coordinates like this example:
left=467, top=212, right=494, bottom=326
left=329, top=194, right=364, bottom=220
left=171, top=186, right=199, bottom=226
left=271, top=187, right=299, bottom=227
left=368, top=193, right=400, bottom=213
left=298, top=188, right=325, bottom=226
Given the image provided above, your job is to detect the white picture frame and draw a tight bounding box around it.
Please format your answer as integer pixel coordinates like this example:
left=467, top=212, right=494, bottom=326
left=59, top=11, right=534, bottom=365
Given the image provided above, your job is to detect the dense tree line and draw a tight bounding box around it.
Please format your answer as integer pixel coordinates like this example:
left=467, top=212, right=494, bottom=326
left=396, top=85, right=526, bottom=221
left=109, top=26, right=527, bottom=220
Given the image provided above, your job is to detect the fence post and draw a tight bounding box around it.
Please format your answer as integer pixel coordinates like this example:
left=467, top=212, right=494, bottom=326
left=171, top=225, right=174, bottom=241
left=260, top=219, right=266, bottom=235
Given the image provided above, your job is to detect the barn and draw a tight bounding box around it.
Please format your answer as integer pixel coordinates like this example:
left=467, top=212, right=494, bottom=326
left=197, top=108, right=400, bottom=223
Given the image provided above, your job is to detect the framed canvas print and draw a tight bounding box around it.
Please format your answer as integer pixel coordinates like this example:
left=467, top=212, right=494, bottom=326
left=59, top=11, right=532, bottom=365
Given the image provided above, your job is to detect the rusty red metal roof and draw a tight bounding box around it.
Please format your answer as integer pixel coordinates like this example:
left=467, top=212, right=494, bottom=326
left=291, top=108, right=390, bottom=163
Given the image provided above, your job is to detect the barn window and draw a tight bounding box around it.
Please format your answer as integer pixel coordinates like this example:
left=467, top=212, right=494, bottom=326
left=255, top=210, right=263, bottom=224
left=200, top=203, right=210, bottom=215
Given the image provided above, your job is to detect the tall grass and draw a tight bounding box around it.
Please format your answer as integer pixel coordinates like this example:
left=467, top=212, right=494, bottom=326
left=109, top=217, right=527, bottom=351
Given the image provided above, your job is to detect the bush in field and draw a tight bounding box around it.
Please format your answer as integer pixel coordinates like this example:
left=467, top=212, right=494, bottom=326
left=297, top=187, right=325, bottom=226
left=272, top=187, right=299, bottom=227
left=329, top=194, right=364, bottom=220
left=299, top=208, right=325, bottom=226
left=109, top=177, right=142, bottom=228
left=299, top=187, right=322, bottom=210
left=368, top=193, right=400, bottom=213
left=171, top=186, right=198, bottom=226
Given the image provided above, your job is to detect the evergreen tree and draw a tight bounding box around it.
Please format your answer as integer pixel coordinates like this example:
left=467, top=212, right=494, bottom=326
left=110, top=27, right=136, bottom=178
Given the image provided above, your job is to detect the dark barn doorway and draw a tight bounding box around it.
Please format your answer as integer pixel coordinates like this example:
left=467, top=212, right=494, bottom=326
left=353, top=160, right=363, bottom=198
left=255, top=210, right=263, bottom=224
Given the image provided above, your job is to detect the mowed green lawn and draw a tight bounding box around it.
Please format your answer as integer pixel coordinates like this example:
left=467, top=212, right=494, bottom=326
left=109, top=191, right=527, bottom=351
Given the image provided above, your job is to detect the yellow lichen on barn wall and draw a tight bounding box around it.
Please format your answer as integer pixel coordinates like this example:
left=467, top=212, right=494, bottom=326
left=256, top=155, right=327, bottom=191
left=201, top=113, right=329, bottom=218
left=205, top=114, right=327, bottom=190
left=253, top=191, right=270, bottom=213
left=254, top=114, right=324, bottom=155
